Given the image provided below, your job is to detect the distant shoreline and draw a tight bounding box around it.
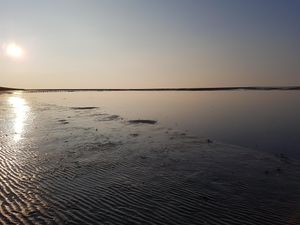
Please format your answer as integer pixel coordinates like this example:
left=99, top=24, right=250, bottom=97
left=26, top=86, right=300, bottom=92
left=1, top=86, right=300, bottom=92
left=0, top=87, right=24, bottom=91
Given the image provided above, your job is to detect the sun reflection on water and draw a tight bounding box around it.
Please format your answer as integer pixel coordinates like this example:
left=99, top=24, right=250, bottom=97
left=8, top=96, right=30, bottom=142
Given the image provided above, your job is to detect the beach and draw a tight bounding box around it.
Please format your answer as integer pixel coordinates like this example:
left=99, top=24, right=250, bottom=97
left=0, top=91, right=300, bottom=224
left=2, top=0, right=300, bottom=223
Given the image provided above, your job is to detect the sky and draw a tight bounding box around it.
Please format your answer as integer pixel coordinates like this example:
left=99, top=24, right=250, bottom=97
left=0, top=0, right=299, bottom=89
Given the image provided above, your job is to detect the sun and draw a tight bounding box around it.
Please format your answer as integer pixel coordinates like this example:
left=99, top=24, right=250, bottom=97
left=5, top=43, right=24, bottom=59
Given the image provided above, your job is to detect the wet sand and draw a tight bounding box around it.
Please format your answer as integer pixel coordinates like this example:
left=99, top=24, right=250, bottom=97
left=0, top=92, right=300, bottom=224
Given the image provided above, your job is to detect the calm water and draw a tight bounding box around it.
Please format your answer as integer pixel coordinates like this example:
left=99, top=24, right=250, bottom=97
left=26, top=90, right=300, bottom=158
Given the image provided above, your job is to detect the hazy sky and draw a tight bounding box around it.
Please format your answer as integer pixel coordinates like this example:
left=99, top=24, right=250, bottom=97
left=1, top=0, right=299, bottom=88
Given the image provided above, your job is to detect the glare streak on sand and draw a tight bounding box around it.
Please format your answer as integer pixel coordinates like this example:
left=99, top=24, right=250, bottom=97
left=8, top=96, right=30, bottom=142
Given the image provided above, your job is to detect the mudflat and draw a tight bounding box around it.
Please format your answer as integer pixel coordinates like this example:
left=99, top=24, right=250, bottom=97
left=0, top=92, right=299, bottom=224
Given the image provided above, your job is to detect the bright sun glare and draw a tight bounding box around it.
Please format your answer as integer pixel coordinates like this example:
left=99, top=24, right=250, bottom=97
left=5, top=43, right=24, bottom=59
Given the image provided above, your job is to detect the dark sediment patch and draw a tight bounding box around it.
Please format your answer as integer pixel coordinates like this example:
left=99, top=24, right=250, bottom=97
left=58, top=119, right=69, bottom=125
left=90, top=113, right=109, bottom=117
left=128, top=119, right=157, bottom=125
left=75, top=141, right=121, bottom=153
left=207, top=138, right=213, bottom=143
left=97, top=115, right=122, bottom=121
left=71, top=107, right=99, bottom=110
left=0, top=86, right=23, bottom=91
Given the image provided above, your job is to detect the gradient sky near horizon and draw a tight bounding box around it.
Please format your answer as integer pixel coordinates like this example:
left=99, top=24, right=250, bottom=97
left=1, top=0, right=299, bottom=88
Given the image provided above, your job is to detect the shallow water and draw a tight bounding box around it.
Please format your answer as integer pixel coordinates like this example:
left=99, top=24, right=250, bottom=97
left=26, top=90, right=300, bottom=158
left=0, top=91, right=300, bottom=224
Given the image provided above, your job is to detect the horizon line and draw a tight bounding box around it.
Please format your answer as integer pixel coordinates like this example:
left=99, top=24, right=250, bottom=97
left=1, top=86, right=300, bottom=92
left=9, top=86, right=300, bottom=92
